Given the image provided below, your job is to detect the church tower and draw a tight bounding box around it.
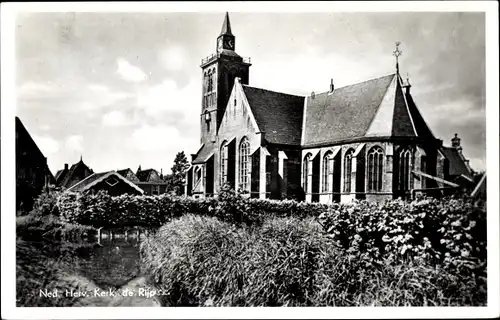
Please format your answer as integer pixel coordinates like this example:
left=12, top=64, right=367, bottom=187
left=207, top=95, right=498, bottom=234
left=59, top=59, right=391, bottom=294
left=199, top=12, right=252, bottom=144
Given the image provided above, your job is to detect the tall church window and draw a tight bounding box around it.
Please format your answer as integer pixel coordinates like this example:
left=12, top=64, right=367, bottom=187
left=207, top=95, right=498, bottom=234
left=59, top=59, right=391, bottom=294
left=367, top=146, right=384, bottom=192
left=343, top=149, right=354, bottom=192
left=421, top=156, right=427, bottom=189
left=303, top=153, right=312, bottom=193
left=322, top=151, right=334, bottom=192
left=239, top=137, right=250, bottom=192
left=398, top=148, right=412, bottom=191
left=220, top=141, right=228, bottom=186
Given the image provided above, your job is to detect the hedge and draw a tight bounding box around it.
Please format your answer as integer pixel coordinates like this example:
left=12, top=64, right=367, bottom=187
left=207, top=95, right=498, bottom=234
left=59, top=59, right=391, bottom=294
left=57, top=187, right=486, bottom=274
left=318, top=197, right=486, bottom=275
left=57, top=186, right=329, bottom=229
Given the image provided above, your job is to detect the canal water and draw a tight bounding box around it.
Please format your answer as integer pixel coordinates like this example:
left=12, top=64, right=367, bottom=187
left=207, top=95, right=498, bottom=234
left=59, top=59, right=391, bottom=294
left=63, top=237, right=142, bottom=290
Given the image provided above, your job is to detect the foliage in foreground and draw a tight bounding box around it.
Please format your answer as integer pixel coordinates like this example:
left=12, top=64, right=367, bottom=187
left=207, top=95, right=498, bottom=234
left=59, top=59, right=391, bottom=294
left=140, top=215, right=486, bottom=307
left=318, top=197, right=487, bottom=275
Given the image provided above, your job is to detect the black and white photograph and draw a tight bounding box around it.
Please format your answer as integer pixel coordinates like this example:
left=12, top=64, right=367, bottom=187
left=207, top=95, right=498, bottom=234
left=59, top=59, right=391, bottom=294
left=1, top=1, right=499, bottom=319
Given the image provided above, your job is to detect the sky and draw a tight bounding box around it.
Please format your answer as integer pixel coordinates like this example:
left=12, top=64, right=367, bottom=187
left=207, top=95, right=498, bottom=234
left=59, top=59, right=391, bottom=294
left=15, top=11, right=486, bottom=175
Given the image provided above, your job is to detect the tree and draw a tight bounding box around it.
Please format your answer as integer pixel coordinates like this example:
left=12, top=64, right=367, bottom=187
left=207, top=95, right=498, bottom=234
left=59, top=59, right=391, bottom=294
left=167, top=151, right=190, bottom=195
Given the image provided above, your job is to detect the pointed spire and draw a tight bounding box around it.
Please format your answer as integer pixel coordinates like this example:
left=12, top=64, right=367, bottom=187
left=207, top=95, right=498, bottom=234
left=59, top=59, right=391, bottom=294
left=80, top=154, right=83, bottom=162
left=220, top=12, right=233, bottom=36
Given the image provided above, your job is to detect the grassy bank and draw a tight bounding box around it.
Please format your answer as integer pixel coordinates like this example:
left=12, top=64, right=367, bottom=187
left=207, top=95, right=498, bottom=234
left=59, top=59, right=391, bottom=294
left=140, top=214, right=486, bottom=307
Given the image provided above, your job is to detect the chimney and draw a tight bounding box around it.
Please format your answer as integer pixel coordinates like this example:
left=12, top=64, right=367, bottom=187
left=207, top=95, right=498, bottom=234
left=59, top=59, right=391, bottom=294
left=311, top=91, right=315, bottom=100
left=64, top=163, right=68, bottom=171
left=329, top=79, right=334, bottom=93
left=451, top=133, right=463, bottom=153
left=451, top=133, right=461, bottom=148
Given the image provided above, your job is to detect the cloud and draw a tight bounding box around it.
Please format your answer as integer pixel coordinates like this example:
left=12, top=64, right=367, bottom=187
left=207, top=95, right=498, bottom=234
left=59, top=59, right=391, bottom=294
left=159, top=45, right=188, bottom=71
left=17, top=81, right=54, bottom=96
left=32, top=135, right=60, bottom=155
left=137, top=79, right=199, bottom=118
left=102, top=110, right=134, bottom=127
left=65, top=135, right=84, bottom=152
left=468, top=157, right=486, bottom=171
left=130, top=124, right=198, bottom=152
left=18, top=81, right=135, bottom=116
left=116, top=58, right=147, bottom=83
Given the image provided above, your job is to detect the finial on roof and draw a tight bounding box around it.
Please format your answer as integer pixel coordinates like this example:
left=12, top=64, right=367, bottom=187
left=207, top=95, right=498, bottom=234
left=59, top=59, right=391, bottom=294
left=393, top=41, right=402, bottom=74
left=404, top=72, right=412, bottom=94
left=80, top=154, right=83, bottom=162
left=220, top=12, right=233, bottom=36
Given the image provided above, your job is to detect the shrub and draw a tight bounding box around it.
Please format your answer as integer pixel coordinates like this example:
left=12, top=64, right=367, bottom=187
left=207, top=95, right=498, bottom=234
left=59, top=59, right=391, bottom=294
left=318, top=197, right=487, bottom=276
left=31, top=190, right=62, bottom=216
left=17, top=213, right=96, bottom=241
left=140, top=214, right=486, bottom=306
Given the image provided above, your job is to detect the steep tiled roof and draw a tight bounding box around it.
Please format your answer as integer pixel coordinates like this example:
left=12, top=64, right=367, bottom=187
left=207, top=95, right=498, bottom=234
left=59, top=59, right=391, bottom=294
left=392, top=80, right=416, bottom=137
left=441, top=147, right=471, bottom=177
left=59, top=160, right=92, bottom=188
left=303, top=74, right=396, bottom=146
left=405, top=93, right=436, bottom=140
left=55, top=169, right=66, bottom=182
left=192, top=142, right=216, bottom=164
left=117, top=168, right=140, bottom=182
left=242, top=85, right=305, bottom=145
left=136, top=169, right=163, bottom=182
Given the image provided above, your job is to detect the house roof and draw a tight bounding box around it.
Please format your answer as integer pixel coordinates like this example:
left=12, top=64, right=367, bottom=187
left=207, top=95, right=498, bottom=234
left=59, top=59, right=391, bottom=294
left=301, top=73, right=433, bottom=147
left=441, top=147, right=472, bottom=177
left=67, top=171, right=144, bottom=194
left=192, top=141, right=216, bottom=164
left=58, top=159, right=93, bottom=188
left=136, top=168, right=163, bottom=182
left=15, top=117, right=55, bottom=180
left=242, top=85, right=305, bottom=145
left=55, top=169, right=66, bottom=182
left=117, top=168, right=140, bottom=182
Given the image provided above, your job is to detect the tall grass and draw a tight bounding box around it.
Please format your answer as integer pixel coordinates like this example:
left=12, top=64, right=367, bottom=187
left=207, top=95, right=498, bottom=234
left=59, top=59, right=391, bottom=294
left=140, top=214, right=486, bottom=306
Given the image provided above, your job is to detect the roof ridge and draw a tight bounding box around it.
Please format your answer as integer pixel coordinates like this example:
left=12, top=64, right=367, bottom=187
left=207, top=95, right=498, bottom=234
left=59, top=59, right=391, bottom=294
left=242, top=84, right=305, bottom=99
left=311, top=73, right=396, bottom=97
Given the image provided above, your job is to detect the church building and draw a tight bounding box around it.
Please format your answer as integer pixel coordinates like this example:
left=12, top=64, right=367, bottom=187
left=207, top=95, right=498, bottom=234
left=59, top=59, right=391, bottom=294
left=185, top=13, right=474, bottom=203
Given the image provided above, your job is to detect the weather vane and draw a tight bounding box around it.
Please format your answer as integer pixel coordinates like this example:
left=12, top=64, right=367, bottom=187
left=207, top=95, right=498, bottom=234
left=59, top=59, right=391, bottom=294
left=393, top=41, right=402, bottom=72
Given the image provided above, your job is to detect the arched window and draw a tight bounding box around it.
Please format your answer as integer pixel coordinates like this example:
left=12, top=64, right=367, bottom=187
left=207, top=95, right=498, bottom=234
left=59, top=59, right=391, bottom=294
left=343, top=149, right=354, bottom=192
left=322, top=151, right=334, bottom=192
left=220, top=141, right=228, bottom=185
left=239, top=137, right=250, bottom=192
left=398, top=147, right=411, bottom=191
left=367, top=146, right=384, bottom=192
left=421, top=156, right=427, bottom=188
left=303, top=153, right=311, bottom=193
left=207, top=70, right=213, bottom=92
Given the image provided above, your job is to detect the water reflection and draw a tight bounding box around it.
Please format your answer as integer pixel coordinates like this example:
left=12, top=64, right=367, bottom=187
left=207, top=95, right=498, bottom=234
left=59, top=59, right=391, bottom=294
left=62, top=237, right=141, bottom=290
